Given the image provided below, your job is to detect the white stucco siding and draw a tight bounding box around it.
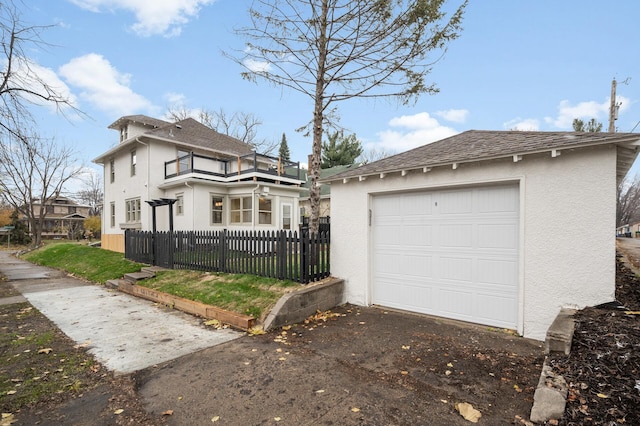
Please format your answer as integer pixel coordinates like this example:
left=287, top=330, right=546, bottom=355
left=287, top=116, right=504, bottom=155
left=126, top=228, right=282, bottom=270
left=330, top=145, right=617, bottom=340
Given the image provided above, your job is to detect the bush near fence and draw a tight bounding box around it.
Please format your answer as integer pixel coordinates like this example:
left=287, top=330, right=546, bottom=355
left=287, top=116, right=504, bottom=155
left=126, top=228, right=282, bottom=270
left=125, top=228, right=330, bottom=284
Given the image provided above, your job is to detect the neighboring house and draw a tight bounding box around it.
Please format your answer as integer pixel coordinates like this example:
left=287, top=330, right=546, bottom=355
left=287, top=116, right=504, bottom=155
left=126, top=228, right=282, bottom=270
left=298, top=164, right=360, bottom=218
left=323, top=130, right=640, bottom=341
left=23, top=196, right=90, bottom=239
left=93, top=115, right=305, bottom=253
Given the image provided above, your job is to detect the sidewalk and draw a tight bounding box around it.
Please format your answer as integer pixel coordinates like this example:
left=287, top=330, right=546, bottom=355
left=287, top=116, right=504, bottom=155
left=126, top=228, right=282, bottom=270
left=0, top=251, right=240, bottom=374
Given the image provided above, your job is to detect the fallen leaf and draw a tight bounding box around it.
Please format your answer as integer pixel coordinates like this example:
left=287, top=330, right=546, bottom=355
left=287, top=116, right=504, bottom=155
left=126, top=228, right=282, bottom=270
left=597, top=393, right=609, bottom=398
left=401, top=345, right=410, bottom=350
left=73, top=340, right=91, bottom=349
left=204, top=319, right=220, bottom=327
left=400, top=370, right=409, bottom=375
left=278, top=357, right=286, bottom=361
left=445, top=370, right=452, bottom=376
left=6, top=391, right=16, bottom=395
left=282, top=325, right=292, bottom=330
left=114, top=409, right=124, bottom=415
left=351, top=407, right=360, bottom=413
left=1, top=413, right=15, bottom=426
left=211, top=416, right=220, bottom=422
left=162, top=410, right=173, bottom=416
left=38, top=348, right=53, bottom=354
left=440, top=399, right=448, bottom=403
left=274, top=417, right=281, bottom=421
left=514, top=384, right=523, bottom=393
left=247, top=326, right=265, bottom=335
left=447, top=362, right=454, bottom=367
left=455, top=402, right=482, bottom=423
left=315, top=389, right=325, bottom=393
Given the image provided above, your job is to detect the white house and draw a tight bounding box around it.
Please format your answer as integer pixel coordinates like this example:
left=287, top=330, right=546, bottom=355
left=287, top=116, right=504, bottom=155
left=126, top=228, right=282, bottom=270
left=323, top=130, right=640, bottom=341
left=94, top=115, right=305, bottom=252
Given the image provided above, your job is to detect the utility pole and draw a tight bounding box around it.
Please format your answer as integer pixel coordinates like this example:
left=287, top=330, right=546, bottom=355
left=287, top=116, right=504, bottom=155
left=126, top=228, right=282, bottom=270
left=608, top=78, right=621, bottom=133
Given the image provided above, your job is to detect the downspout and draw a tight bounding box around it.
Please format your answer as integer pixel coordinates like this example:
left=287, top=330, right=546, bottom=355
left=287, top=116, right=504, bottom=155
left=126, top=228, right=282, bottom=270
left=251, top=183, right=261, bottom=231
left=185, top=181, right=193, bottom=230
left=136, top=137, right=150, bottom=229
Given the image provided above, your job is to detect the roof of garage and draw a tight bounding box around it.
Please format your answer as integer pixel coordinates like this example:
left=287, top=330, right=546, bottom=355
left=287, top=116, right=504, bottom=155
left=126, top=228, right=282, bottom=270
left=321, top=130, right=640, bottom=183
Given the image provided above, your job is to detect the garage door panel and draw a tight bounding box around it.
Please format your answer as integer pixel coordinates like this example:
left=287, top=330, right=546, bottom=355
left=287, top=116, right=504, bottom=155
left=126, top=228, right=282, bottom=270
left=374, top=252, right=433, bottom=277
left=373, top=277, right=435, bottom=311
left=477, top=259, right=518, bottom=285
left=372, top=184, right=519, bottom=329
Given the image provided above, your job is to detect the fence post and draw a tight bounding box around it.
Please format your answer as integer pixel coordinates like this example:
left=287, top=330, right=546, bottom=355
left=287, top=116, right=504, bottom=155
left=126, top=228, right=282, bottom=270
left=300, top=223, right=309, bottom=284
left=220, top=229, right=227, bottom=273
left=277, top=230, right=287, bottom=280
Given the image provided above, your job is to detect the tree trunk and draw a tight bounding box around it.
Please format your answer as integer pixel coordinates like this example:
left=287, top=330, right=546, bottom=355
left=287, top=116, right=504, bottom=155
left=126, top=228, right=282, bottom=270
left=308, top=0, right=329, bottom=235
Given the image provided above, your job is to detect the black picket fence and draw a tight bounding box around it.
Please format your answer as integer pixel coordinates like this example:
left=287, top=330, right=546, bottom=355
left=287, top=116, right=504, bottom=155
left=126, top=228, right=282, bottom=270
left=124, top=228, right=330, bottom=284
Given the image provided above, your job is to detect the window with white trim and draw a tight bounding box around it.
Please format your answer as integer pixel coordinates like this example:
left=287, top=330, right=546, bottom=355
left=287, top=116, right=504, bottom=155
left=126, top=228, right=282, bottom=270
left=230, top=196, right=252, bottom=224
left=109, top=159, right=115, bottom=183
left=110, top=202, right=115, bottom=228
left=258, top=197, right=272, bottom=225
left=125, top=198, right=141, bottom=223
left=130, top=150, right=137, bottom=176
left=176, top=194, right=184, bottom=216
left=211, top=196, right=223, bottom=225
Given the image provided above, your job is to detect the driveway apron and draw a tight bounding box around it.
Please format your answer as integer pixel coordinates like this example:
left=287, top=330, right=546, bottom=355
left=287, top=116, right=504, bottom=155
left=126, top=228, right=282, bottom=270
left=0, top=251, right=241, bottom=374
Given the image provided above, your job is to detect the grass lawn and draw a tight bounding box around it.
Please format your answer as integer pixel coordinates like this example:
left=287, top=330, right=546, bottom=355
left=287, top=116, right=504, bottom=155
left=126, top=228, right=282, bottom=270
left=20, top=242, right=301, bottom=320
left=138, top=270, right=299, bottom=319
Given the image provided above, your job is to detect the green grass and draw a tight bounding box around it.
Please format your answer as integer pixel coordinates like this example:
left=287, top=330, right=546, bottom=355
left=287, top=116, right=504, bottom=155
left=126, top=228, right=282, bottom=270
left=21, top=243, right=143, bottom=284
left=139, top=270, right=299, bottom=319
left=19, top=242, right=301, bottom=320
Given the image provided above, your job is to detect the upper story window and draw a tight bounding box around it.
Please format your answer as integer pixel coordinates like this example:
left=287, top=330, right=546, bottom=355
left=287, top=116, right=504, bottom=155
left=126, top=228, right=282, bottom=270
left=68, top=206, right=77, bottom=214
left=110, top=202, right=115, bottom=228
left=125, top=198, right=141, bottom=223
left=131, top=150, right=137, bottom=176
left=230, top=196, right=252, bottom=224
left=120, top=126, right=128, bottom=142
left=109, top=159, right=115, bottom=183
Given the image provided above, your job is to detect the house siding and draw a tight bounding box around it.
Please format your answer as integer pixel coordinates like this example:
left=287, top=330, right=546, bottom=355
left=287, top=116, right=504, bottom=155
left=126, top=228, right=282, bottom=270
left=330, top=144, right=617, bottom=341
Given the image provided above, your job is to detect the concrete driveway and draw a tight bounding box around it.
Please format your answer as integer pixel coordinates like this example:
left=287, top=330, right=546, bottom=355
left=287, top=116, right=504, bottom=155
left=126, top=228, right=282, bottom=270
left=0, top=251, right=240, bottom=374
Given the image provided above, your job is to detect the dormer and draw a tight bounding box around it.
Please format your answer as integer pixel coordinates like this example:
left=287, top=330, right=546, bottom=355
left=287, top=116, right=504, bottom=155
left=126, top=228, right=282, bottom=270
left=108, top=115, right=170, bottom=144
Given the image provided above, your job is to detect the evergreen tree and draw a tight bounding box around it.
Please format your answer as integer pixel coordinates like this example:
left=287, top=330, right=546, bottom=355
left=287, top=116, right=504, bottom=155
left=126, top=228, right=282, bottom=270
left=572, top=118, right=603, bottom=132
left=321, top=130, right=363, bottom=168
left=279, top=133, right=291, bottom=161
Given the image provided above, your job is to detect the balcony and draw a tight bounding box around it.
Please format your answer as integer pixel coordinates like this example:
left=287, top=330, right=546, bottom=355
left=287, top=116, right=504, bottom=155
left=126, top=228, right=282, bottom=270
left=164, top=152, right=303, bottom=185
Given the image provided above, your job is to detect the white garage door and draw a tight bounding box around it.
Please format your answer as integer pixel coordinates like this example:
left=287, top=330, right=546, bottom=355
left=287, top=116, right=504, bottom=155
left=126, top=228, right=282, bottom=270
left=372, top=184, right=519, bottom=329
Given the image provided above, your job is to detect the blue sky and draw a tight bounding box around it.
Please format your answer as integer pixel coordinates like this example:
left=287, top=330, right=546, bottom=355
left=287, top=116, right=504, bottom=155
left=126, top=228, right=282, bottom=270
left=23, top=0, right=640, bottom=182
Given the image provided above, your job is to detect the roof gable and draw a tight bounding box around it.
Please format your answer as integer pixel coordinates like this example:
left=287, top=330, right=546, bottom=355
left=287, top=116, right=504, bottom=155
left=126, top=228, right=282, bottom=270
left=323, top=130, right=640, bottom=182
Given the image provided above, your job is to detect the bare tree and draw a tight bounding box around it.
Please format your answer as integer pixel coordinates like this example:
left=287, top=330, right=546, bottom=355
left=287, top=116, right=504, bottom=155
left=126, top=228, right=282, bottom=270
left=230, top=0, right=467, bottom=232
left=1, top=0, right=79, bottom=143
left=165, top=105, right=277, bottom=154
left=617, top=175, right=640, bottom=228
left=358, top=147, right=395, bottom=165
left=0, top=131, right=84, bottom=247
left=75, top=169, right=103, bottom=216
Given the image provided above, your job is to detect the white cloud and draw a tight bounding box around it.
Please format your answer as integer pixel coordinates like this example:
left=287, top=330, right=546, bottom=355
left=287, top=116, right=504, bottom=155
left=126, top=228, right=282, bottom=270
left=544, top=97, right=631, bottom=129
left=243, top=58, right=271, bottom=73
left=59, top=53, right=156, bottom=116
left=436, top=108, right=469, bottom=123
left=503, top=117, right=540, bottom=131
left=68, top=0, right=215, bottom=37
left=366, top=112, right=459, bottom=153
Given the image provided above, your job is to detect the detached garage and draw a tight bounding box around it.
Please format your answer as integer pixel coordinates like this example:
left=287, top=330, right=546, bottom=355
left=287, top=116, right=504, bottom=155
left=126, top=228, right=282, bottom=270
left=324, top=130, right=640, bottom=340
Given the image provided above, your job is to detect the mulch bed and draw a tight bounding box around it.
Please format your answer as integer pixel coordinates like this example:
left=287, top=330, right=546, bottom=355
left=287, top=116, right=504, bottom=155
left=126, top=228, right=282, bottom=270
left=549, top=255, right=640, bottom=425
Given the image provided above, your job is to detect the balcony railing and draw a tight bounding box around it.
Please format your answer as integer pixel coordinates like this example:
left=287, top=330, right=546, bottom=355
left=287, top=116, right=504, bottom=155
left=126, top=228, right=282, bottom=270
left=165, top=152, right=302, bottom=183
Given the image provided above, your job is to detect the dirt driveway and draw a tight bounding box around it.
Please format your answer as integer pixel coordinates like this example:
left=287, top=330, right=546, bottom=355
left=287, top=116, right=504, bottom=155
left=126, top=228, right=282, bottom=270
left=136, top=305, right=544, bottom=425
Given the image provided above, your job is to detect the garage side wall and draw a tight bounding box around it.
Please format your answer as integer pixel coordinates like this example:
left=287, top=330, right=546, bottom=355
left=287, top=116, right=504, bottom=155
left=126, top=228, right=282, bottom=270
left=330, top=145, right=617, bottom=341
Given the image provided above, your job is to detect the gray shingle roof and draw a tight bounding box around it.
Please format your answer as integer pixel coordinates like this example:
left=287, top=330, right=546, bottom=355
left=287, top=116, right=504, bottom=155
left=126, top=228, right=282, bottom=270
left=147, top=118, right=254, bottom=157
left=322, top=130, right=640, bottom=182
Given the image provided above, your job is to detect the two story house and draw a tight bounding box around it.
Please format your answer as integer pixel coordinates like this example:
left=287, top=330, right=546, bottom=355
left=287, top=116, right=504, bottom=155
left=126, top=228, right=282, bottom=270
left=94, top=115, right=305, bottom=252
left=24, top=196, right=91, bottom=240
